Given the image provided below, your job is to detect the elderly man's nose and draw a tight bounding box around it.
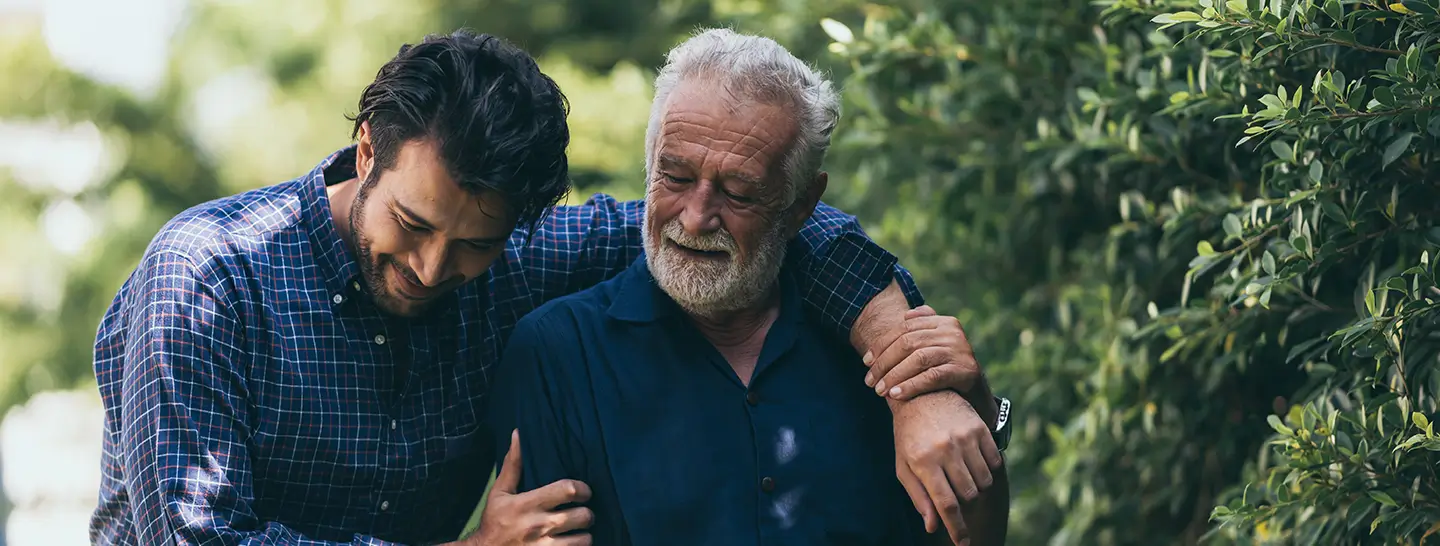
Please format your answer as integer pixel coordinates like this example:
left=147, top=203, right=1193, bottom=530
left=680, top=185, right=723, bottom=233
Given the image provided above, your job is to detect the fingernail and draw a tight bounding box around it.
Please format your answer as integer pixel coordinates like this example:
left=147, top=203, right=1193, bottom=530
left=889, top=386, right=902, bottom=398
left=874, top=380, right=886, bottom=395
left=864, top=372, right=875, bottom=387
left=862, top=351, right=873, bottom=365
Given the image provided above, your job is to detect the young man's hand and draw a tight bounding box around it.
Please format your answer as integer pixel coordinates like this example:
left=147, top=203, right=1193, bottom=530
left=451, top=430, right=594, bottom=546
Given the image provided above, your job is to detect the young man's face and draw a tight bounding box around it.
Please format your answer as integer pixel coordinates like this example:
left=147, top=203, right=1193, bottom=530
left=349, top=130, right=515, bottom=317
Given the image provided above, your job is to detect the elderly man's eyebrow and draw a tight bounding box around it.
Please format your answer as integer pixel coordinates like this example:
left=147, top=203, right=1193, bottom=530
left=658, top=154, right=694, bottom=170
left=659, top=153, right=764, bottom=186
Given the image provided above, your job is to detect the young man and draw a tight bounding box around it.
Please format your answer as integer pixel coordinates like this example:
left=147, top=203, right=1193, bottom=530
left=90, top=30, right=1000, bottom=546
left=488, top=29, right=1009, bottom=546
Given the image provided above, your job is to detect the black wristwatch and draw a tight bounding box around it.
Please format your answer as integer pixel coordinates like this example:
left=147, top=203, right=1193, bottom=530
left=992, top=396, right=1012, bottom=452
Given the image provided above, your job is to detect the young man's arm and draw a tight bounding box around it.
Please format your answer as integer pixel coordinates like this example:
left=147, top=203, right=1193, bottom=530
left=506, top=195, right=922, bottom=315
left=109, top=248, right=399, bottom=546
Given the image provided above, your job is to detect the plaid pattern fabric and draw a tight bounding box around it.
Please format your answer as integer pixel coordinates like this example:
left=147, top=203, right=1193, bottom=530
left=88, top=146, right=923, bottom=545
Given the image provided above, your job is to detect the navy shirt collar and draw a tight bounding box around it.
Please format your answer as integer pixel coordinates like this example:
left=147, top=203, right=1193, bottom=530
left=301, top=145, right=367, bottom=299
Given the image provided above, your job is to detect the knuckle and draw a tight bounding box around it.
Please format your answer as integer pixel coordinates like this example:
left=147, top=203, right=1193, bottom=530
left=961, top=487, right=980, bottom=501
left=927, top=440, right=951, bottom=458
left=936, top=497, right=961, bottom=513
left=902, top=333, right=918, bottom=353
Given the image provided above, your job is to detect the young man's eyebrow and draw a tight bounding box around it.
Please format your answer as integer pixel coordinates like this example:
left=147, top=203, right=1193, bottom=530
left=395, top=201, right=509, bottom=245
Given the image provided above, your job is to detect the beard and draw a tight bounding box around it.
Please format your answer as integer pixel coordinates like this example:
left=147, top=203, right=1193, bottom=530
left=642, top=197, right=790, bottom=318
left=349, top=171, right=431, bottom=317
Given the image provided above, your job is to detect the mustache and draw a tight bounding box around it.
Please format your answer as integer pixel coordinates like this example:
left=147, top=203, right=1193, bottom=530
left=662, top=219, right=737, bottom=253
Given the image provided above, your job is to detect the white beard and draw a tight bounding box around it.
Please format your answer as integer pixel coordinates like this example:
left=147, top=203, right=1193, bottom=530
left=642, top=197, right=790, bottom=318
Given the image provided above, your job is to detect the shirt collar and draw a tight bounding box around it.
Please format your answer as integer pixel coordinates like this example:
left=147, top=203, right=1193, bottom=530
left=607, top=252, right=805, bottom=330
left=301, top=145, right=365, bottom=297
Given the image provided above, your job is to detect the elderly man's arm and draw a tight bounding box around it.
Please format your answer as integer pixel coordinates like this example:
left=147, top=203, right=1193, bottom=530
left=456, top=311, right=595, bottom=546
left=855, top=294, right=1009, bottom=545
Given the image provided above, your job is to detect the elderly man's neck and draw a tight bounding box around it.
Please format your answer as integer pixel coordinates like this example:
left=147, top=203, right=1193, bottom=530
left=684, top=286, right=781, bottom=385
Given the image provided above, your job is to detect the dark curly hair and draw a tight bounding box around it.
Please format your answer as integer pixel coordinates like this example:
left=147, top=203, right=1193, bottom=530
left=348, top=29, right=571, bottom=234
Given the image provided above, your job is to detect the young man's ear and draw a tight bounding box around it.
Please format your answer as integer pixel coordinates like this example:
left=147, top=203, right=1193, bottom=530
left=788, top=171, right=829, bottom=228
left=354, top=120, right=376, bottom=183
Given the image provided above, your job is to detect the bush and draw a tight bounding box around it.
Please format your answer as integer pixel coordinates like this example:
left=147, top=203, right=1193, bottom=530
left=813, top=0, right=1439, bottom=543
left=1143, top=0, right=1440, bottom=542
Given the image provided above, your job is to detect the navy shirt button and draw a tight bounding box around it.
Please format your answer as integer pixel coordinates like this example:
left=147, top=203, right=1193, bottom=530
left=760, top=476, right=775, bottom=493
left=745, top=391, right=759, bottom=406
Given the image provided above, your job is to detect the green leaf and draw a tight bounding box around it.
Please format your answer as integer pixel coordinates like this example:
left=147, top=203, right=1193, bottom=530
left=1374, top=85, right=1396, bottom=107
left=1322, top=201, right=1346, bottom=224
left=1197, top=240, right=1215, bottom=256
left=1268, top=415, right=1294, bottom=436
left=1324, top=0, right=1344, bottom=20
left=1385, top=277, right=1408, bottom=293
left=1382, top=132, right=1414, bottom=168
left=1223, top=214, right=1242, bottom=239
left=1366, top=287, right=1376, bottom=315
left=1346, top=497, right=1375, bottom=531
left=1260, top=287, right=1272, bottom=308
left=1287, top=337, right=1326, bottom=363
left=1368, top=491, right=1398, bottom=507
left=1227, top=0, right=1249, bottom=13
left=1154, top=11, right=1204, bottom=23
left=1270, top=140, right=1294, bottom=161
left=1308, top=160, right=1323, bottom=182
left=1416, top=412, right=1431, bottom=430
left=819, top=18, right=854, bottom=43
left=1208, top=49, right=1237, bottom=57
left=1332, top=29, right=1357, bottom=44
left=1262, top=251, right=1276, bottom=275
left=1291, top=235, right=1310, bottom=255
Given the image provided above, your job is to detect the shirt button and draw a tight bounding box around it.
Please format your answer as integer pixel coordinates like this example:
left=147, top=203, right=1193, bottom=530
left=760, top=477, right=776, bottom=493
left=352, top=281, right=362, bottom=292
left=332, top=294, right=344, bottom=304
left=374, top=334, right=387, bottom=345
left=390, top=419, right=397, bottom=430
left=379, top=500, right=390, bottom=511
left=745, top=391, right=759, bottom=406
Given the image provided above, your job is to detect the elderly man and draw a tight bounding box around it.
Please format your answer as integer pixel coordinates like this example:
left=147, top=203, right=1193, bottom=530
left=488, top=29, right=1010, bottom=546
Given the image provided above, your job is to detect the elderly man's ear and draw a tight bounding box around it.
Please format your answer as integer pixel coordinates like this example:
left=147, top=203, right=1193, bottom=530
left=788, top=171, right=829, bottom=228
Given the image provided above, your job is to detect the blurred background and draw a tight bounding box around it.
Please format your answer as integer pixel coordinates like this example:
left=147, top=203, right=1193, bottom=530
left=1, top=0, right=1437, bottom=544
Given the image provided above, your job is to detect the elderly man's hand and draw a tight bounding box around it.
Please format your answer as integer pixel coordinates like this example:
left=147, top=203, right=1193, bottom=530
left=891, top=391, right=1003, bottom=545
left=864, top=305, right=987, bottom=404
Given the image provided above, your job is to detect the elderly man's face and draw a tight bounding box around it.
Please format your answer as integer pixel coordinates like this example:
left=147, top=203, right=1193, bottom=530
left=643, top=80, right=819, bottom=315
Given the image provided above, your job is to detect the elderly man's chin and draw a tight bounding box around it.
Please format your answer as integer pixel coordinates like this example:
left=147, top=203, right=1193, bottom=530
left=649, top=240, right=785, bottom=317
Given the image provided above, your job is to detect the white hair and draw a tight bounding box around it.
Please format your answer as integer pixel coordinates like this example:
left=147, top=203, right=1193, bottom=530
left=643, top=28, right=841, bottom=206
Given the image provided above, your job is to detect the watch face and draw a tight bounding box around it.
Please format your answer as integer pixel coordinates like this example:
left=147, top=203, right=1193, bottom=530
left=996, top=397, right=1011, bottom=430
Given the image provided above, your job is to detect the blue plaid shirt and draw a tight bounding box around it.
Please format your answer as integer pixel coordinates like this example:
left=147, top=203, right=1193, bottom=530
left=89, top=146, right=923, bottom=545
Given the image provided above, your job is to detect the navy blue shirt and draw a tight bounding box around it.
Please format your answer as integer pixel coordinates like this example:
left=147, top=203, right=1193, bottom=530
left=488, top=256, right=928, bottom=546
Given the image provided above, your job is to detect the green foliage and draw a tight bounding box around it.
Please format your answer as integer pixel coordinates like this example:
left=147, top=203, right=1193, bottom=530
left=1141, top=0, right=1440, bottom=542
left=814, top=0, right=1439, bottom=543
